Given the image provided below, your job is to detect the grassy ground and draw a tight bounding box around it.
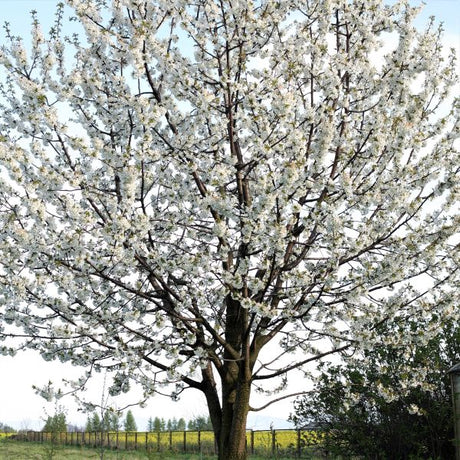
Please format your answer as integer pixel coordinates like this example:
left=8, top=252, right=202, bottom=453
left=0, top=439, right=311, bottom=460
left=0, top=439, right=219, bottom=460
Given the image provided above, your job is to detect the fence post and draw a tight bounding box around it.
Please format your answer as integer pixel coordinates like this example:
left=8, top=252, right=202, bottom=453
left=198, top=430, right=201, bottom=453
left=125, top=431, right=128, bottom=450
left=183, top=430, right=187, bottom=452
left=157, top=431, right=160, bottom=452
left=251, top=429, right=254, bottom=454
left=272, top=429, right=276, bottom=455
left=135, top=431, right=138, bottom=450
left=169, top=430, right=172, bottom=451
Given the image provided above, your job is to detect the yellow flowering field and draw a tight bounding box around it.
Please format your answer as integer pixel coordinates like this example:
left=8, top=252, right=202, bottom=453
left=247, top=429, right=323, bottom=455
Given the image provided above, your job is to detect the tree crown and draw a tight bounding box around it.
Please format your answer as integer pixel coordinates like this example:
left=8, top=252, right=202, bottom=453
left=0, top=0, right=458, bottom=434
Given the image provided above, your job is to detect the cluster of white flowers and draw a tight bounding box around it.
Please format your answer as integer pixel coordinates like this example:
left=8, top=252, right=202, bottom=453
left=0, top=0, right=457, bottom=410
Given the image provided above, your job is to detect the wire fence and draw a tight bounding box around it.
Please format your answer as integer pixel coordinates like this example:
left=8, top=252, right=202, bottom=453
left=14, top=428, right=323, bottom=457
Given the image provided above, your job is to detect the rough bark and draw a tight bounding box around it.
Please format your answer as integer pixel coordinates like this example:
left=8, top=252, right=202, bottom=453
left=205, top=294, right=253, bottom=460
left=211, top=367, right=251, bottom=460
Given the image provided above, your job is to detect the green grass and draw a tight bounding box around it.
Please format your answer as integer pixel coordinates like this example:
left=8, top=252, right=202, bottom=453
left=0, top=439, right=218, bottom=460
left=0, top=438, right=321, bottom=459
left=12, top=429, right=323, bottom=458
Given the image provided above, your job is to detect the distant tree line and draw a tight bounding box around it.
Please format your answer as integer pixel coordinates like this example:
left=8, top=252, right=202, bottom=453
left=39, top=410, right=212, bottom=433
left=186, top=416, right=213, bottom=431
left=84, top=409, right=136, bottom=432
left=0, top=422, right=15, bottom=433
left=147, top=415, right=212, bottom=432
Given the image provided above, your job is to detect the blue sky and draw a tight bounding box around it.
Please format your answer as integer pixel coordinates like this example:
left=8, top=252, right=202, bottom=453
left=0, top=0, right=459, bottom=39
left=0, top=0, right=459, bottom=431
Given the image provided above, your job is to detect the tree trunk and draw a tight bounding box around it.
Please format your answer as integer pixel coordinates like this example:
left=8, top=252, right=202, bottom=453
left=203, top=295, right=254, bottom=460
left=202, top=356, right=253, bottom=460
left=217, top=376, right=251, bottom=460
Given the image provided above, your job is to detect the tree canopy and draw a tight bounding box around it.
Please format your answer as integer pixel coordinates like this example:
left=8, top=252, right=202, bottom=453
left=85, top=410, right=120, bottom=432
left=42, top=411, right=67, bottom=433
left=123, top=410, right=137, bottom=432
left=188, top=415, right=213, bottom=431
left=0, top=1, right=458, bottom=459
left=290, top=319, right=459, bottom=459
